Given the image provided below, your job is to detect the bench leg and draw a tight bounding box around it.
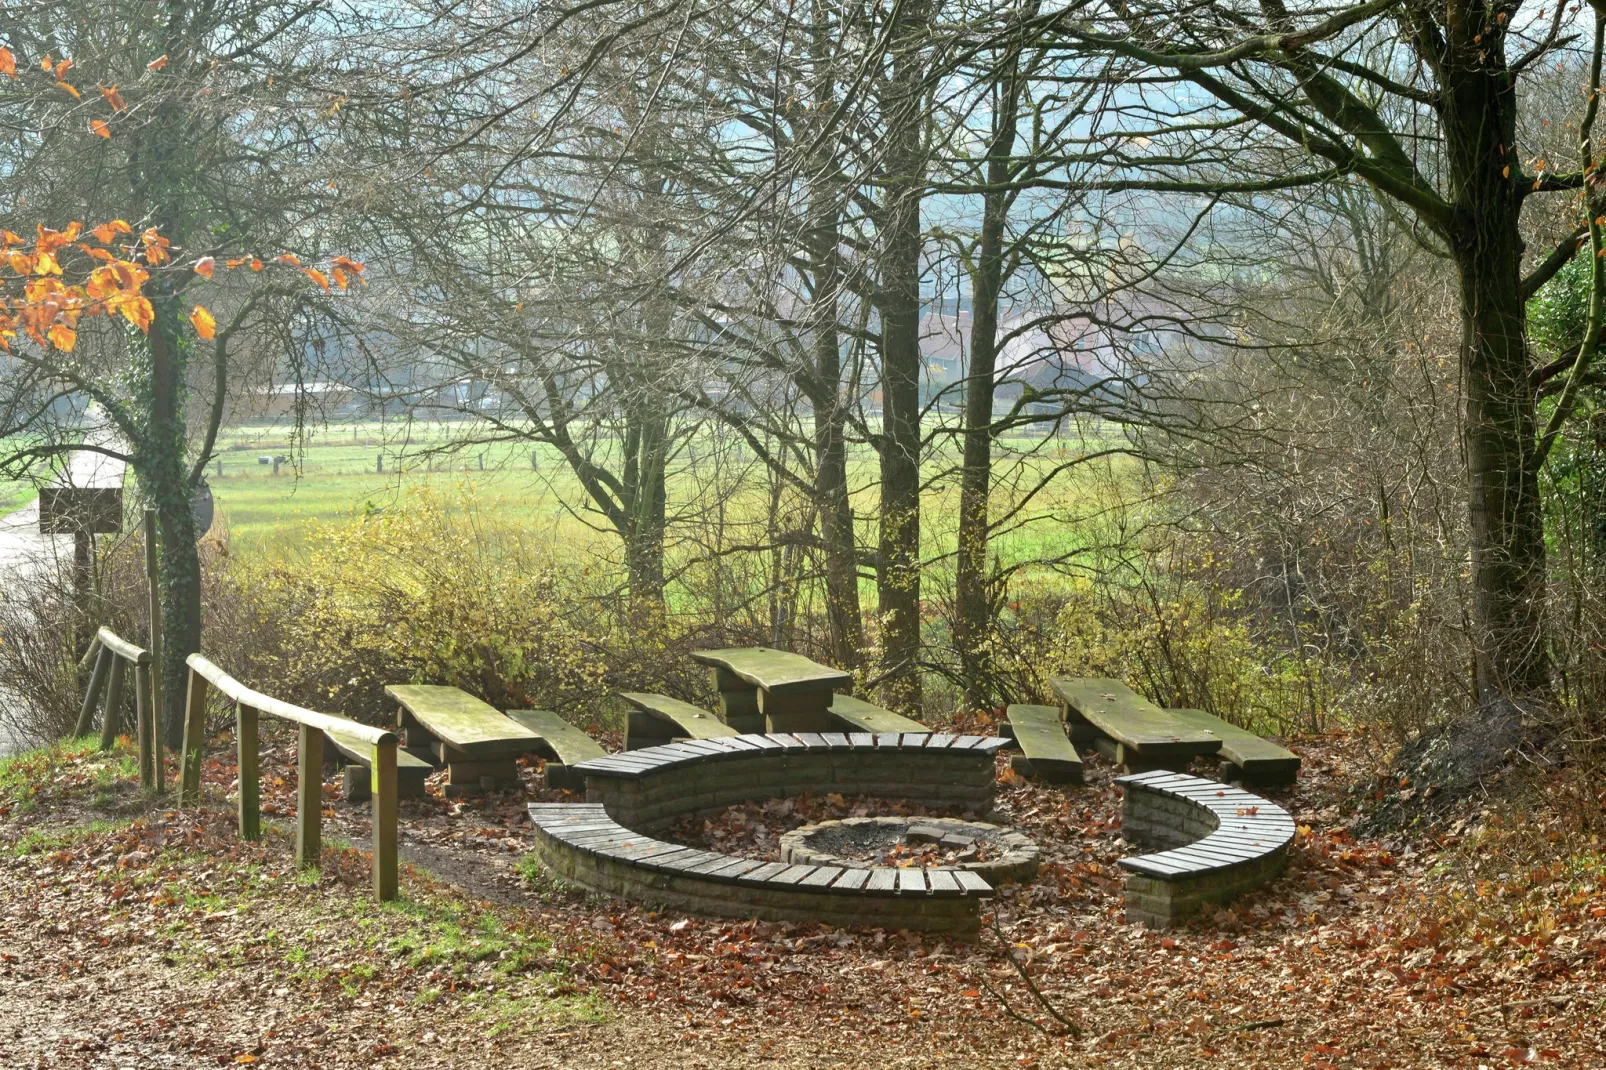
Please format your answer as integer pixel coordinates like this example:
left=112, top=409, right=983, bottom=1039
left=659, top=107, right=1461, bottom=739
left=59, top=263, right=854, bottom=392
left=342, top=765, right=372, bottom=802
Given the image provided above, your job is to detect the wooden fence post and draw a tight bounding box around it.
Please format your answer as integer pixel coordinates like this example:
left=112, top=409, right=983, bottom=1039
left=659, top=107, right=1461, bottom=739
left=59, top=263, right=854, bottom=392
left=237, top=703, right=260, bottom=841
left=295, top=725, right=324, bottom=869
left=97, top=653, right=126, bottom=750
left=74, top=645, right=112, bottom=738
left=178, top=666, right=209, bottom=805
left=134, top=663, right=153, bottom=791
left=372, top=738, right=398, bottom=902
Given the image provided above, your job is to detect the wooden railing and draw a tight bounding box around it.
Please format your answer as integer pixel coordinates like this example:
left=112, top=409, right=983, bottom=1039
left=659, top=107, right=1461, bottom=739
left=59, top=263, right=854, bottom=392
left=74, top=627, right=161, bottom=792
left=178, top=654, right=400, bottom=902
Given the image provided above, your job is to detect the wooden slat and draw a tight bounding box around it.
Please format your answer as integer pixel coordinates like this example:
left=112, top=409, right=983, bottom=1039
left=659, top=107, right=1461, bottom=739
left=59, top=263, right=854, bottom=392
left=1050, top=677, right=1222, bottom=758
left=827, top=693, right=929, bottom=734
left=385, top=684, right=540, bottom=758
left=689, top=647, right=851, bottom=696
left=1006, top=704, right=1084, bottom=785
left=177, top=666, right=209, bottom=805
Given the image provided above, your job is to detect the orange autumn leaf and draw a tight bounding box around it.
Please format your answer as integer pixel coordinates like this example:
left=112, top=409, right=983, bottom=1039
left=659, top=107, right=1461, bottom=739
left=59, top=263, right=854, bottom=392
left=276, top=252, right=301, bottom=267
left=99, top=84, right=125, bottom=111
left=249, top=257, right=263, bottom=271
left=0, top=48, right=15, bottom=79
left=56, top=80, right=81, bottom=99
left=147, top=54, right=167, bottom=71
left=225, top=258, right=246, bottom=269
left=47, top=322, right=76, bottom=351
left=190, top=304, right=216, bottom=339
left=303, top=267, right=330, bottom=292
left=53, top=57, right=71, bottom=79
left=331, top=267, right=348, bottom=290
left=193, top=256, right=215, bottom=279
left=40, top=55, right=52, bottom=72
left=89, top=119, right=111, bottom=139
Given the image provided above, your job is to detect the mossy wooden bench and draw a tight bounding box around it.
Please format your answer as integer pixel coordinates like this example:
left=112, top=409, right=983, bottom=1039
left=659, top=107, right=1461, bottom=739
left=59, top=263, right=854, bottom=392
left=326, top=729, right=433, bottom=801
left=385, top=684, right=543, bottom=791
left=826, top=694, right=929, bottom=734
left=505, top=709, right=609, bottom=790
left=1001, top=704, right=1084, bottom=785
left=690, top=647, right=852, bottom=733
left=619, top=693, right=740, bottom=752
left=1165, top=709, right=1301, bottom=786
left=1050, top=677, right=1223, bottom=772
left=1115, top=770, right=1295, bottom=928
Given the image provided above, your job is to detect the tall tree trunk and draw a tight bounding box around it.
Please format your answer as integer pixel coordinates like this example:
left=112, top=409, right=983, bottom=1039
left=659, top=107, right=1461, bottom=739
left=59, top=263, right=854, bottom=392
left=875, top=0, right=930, bottom=711
left=138, top=303, right=202, bottom=749
left=1440, top=43, right=1550, bottom=719
left=806, top=14, right=863, bottom=669
left=622, top=407, right=668, bottom=612
left=955, top=60, right=1023, bottom=713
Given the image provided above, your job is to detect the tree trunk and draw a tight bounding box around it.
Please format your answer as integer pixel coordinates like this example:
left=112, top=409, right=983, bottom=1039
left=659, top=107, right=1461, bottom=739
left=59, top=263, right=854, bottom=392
left=1435, top=37, right=1549, bottom=730
left=954, top=66, right=1022, bottom=713
left=138, top=302, right=202, bottom=749
left=805, top=28, right=863, bottom=669
left=622, top=408, right=668, bottom=612
left=874, top=0, right=929, bottom=712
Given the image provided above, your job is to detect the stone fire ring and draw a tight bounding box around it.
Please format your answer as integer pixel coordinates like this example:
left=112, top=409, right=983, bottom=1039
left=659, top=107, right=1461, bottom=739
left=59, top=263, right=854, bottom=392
left=780, top=816, right=1040, bottom=886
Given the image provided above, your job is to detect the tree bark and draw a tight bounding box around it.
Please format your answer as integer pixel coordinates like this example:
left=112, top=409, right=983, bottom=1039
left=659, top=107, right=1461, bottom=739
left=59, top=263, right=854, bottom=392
left=875, top=0, right=930, bottom=712
left=955, top=59, right=1023, bottom=713
left=807, top=3, right=863, bottom=669
left=1439, top=35, right=1549, bottom=714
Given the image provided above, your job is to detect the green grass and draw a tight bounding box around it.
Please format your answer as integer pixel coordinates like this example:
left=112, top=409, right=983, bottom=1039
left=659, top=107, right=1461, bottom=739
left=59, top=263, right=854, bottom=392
left=0, top=737, right=132, bottom=814
left=210, top=417, right=1149, bottom=590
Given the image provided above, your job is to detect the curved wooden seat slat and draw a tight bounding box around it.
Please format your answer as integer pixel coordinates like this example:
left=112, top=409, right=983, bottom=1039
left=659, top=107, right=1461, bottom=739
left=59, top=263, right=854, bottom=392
left=1114, top=770, right=1294, bottom=927
left=529, top=732, right=1012, bottom=932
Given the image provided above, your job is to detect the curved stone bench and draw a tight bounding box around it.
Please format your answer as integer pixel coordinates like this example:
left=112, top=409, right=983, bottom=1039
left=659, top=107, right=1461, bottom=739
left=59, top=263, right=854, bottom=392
left=574, top=731, right=1009, bottom=831
left=525, top=732, right=1010, bottom=933
left=529, top=802, right=993, bottom=932
left=1115, top=770, right=1295, bottom=928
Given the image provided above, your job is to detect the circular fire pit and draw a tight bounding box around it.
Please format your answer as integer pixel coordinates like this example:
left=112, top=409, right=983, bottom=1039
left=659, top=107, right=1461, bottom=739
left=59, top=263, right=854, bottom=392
left=779, top=816, right=1040, bottom=885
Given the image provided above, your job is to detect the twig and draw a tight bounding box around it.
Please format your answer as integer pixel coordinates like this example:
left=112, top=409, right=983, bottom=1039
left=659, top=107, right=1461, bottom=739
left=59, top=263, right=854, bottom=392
left=983, top=912, right=1083, bottom=1038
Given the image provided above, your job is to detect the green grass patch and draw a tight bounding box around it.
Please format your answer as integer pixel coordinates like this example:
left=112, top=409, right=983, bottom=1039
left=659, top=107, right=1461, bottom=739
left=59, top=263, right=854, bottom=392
left=0, top=737, right=139, bottom=814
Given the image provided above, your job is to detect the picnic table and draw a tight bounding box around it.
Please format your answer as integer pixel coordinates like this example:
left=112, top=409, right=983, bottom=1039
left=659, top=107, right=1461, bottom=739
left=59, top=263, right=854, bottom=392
left=690, top=647, right=851, bottom=733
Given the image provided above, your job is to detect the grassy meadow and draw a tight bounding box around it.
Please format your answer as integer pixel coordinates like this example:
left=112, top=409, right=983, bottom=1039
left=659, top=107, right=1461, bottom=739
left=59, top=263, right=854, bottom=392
left=202, top=418, right=1149, bottom=584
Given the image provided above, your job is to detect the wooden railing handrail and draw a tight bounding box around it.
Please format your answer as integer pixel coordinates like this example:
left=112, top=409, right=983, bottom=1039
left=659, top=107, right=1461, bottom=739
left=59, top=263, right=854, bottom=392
left=184, top=654, right=397, bottom=746
left=96, top=626, right=151, bottom=666
left=178, top=653, right=401, bottom=902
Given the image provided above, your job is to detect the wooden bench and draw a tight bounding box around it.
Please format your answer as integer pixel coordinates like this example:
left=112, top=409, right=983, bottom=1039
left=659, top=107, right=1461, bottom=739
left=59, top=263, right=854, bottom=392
left=528, top=800, right=994, bottom=933
left=505, top=709, right=609, bottom=790
left=1001, top=704, right=1084, bottom=785
left=385, top=684, right=543, bottom=791
left=826, top=694, right=929, bottom=734
left=619, top=693, right=739, bottom=752
left=1115, top=770, right=1295, bottom=928
left=1166, top=709, right=1301, bottom=787
left=326, top=729, right=434, bottom=801
left=1050, top=677, right=1222, bottom=772
left=690, top=647, right=852, bottom=733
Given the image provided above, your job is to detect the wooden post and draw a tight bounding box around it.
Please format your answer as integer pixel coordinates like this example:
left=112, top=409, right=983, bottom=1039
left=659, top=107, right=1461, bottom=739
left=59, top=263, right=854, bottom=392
left=376, top=453, right=383, bottom=474
left=215, top=458, right=223, bottom=477
left=144, top=509, right=162, bottom=765
left=237, top=703, right=260, bottom=841
left=77, top=634, right=102, bottom=673
left=177, top=666, right=209, bottom=805
left=74, top=645, right=112, bottom=738
left=134, top=664, right=153, bottom=791
left=97, top=653, right=126, bottom=750
left=372, top=738, right=398, bottom=902
left=295, top=724, right=323, bottom=870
